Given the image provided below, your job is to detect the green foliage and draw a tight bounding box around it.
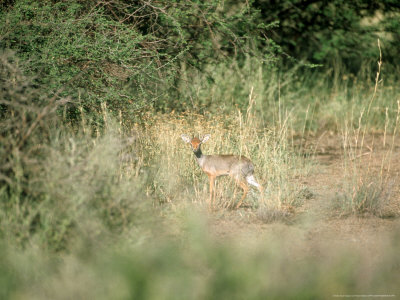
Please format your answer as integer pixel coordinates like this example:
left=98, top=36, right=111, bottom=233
left=1, top=2, right=400, bottom=298
left=0, top=217, right=400, bottom=299
left=0, top=52, right=147, bottom=251
left=254, top=0, right=400, bottom=74
left=0, top=0, right=278, bottom=117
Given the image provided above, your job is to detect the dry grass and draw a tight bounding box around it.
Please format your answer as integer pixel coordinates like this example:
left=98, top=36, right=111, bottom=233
left=136, top=102, right=310, bottom=213
left=334, top=41, right=400, bottom=217
left=1, top=49, right=400, bottom=299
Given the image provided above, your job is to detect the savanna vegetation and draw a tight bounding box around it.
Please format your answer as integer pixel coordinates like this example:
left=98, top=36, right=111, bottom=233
left=1, top=1, right=400, bottom=299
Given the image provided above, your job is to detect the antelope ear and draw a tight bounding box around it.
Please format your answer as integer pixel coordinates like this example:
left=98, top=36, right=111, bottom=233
left=201, top=134, right=211, bottom=143
left=181, top=134, right=191, bottom=143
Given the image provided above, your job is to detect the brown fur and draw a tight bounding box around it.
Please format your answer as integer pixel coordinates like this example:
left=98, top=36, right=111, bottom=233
left=181, top=134, right=263, bottom=209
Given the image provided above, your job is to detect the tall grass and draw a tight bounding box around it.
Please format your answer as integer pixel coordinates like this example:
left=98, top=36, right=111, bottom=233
left=178, top=56, right=400, bottom=134
left=333, top=41, right=400, bottom=216
left=139, top=107, right=308, bottom=213
left=0, top=52, right=149, bottom=251
left=1, top=51, right=400, bottom=299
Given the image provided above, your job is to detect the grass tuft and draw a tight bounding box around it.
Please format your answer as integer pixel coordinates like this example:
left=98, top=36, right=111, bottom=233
left=333, top=179, right=392, bottom=216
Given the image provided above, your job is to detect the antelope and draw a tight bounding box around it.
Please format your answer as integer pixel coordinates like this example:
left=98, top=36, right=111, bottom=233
left=181, top=134, right=263, bottom=209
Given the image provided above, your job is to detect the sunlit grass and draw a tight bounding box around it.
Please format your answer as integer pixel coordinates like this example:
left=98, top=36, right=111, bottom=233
left=1, top=50, right=400, bottom=299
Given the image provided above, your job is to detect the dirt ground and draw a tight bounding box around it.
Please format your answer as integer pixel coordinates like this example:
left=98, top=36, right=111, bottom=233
left=208, top=134, right=400, bottom=266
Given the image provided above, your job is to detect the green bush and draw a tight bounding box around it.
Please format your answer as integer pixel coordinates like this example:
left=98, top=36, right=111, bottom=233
left=254, top=0, right=400, bottom=74
left=0, top=51, right=147, bottom=251
left=0, top=0, right=279, bottom=118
